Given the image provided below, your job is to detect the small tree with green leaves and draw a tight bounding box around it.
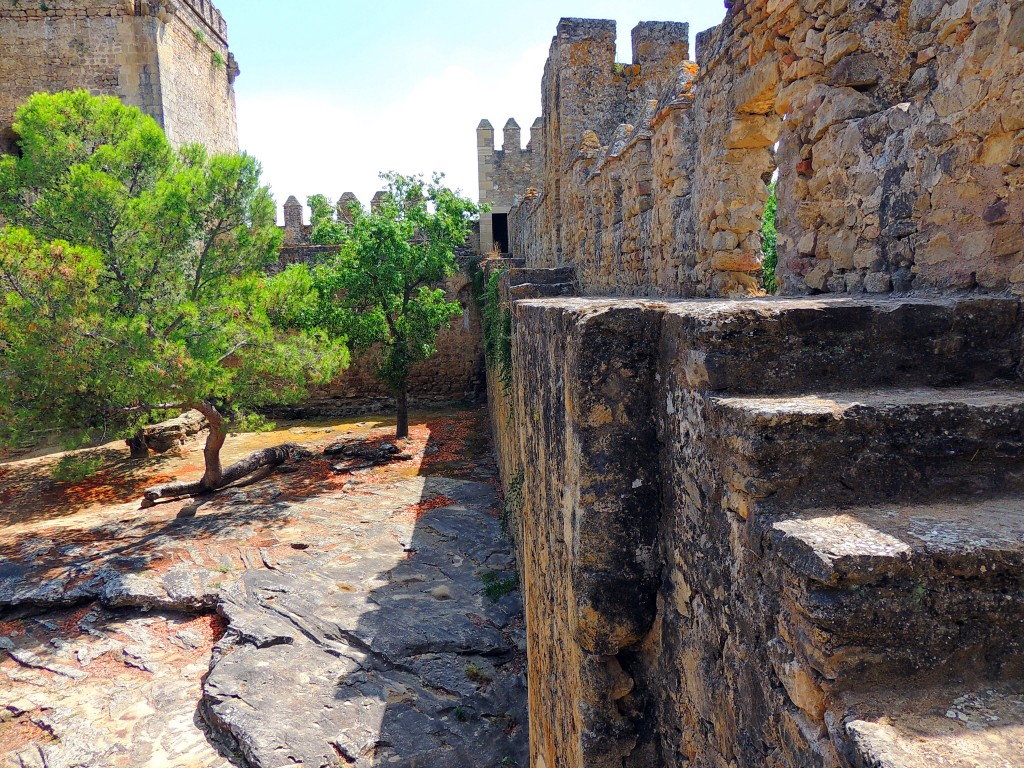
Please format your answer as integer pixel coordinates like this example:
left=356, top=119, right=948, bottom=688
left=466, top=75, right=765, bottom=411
left=307, top=173, right=478, bottom=438
left=0, top=91, right=348, bottom=503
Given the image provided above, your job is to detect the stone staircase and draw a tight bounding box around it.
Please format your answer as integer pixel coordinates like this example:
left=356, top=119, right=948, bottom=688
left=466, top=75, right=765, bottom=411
left=493, top=291, right=1024, bottom=768
left=504, top=266, right=576, bottom=299
left=670, top=296, right=1024, bottom=766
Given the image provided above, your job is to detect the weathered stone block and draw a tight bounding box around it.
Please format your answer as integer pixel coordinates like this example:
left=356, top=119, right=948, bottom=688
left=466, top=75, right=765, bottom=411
left=829, top=52, right=881, bottom=87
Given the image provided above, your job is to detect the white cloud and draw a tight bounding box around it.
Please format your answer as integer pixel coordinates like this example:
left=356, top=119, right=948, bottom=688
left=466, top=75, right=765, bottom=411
left=237, top=42, right=549, bottom=222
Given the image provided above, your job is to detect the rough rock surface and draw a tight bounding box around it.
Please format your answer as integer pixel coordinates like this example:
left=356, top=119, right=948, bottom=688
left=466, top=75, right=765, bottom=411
left=489, top=294, right=1024, bottom=768
left=0, top=408, right=526, bottom=768
left=0, top=606, right=236, bottom=768
left=204, top=477, right=527, bottom=768
left=137, top=410, right=209, bottom=454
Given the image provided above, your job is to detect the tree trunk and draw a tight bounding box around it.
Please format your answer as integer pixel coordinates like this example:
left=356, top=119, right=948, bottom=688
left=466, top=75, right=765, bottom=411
left=127, top=430, right=149, bottom=459
left=139, top=402, right=296, bottom=508
left=396, top=385, right=409, bottom=439
left=195, top=402, right=226, bottom=490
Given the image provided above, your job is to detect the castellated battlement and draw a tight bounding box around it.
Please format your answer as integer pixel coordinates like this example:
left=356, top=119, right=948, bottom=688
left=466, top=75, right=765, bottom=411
left=477, top=117, right=541, bottom=255
left=551, top=17, right=689, bottom=85
left=477, top=18, right=689, bottom=261
left=0, top=1, right=228, bottom=44
left=0, top=0, right=239, bottom=155
left=277, top=192, right=386, bottom=252
left=493, top=1, right=1024, bottom=298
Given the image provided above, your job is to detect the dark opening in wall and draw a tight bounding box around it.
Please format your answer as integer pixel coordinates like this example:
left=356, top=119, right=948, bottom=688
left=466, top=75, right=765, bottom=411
left=0, top=127, right=21, bottom=158
left=492, top=213, right=509, bottom=255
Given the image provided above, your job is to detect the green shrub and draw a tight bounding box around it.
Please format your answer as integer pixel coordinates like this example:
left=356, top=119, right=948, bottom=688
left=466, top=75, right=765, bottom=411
left=484, top=272, right=513, bottom=391
left=469, top=260, right=513, bottom=392
left=762, top=181, right=778, bottom=294
left=464, top=662, right=493, bottom=684
left=480, top=571, right=519, bottom=602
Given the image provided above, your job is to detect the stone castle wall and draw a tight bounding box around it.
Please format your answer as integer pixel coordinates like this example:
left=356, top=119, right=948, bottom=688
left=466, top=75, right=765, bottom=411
left=769, top=0, right=1024, bottom=294
left=499, top=1, right=1024, bottom=297
left=152, top=0, right=238, bottom=152
left=483, top=5, right=1024, bottom=768
left=488, top=287, right=1024, bottom=768
left=0, top=0, right=238, bottom=154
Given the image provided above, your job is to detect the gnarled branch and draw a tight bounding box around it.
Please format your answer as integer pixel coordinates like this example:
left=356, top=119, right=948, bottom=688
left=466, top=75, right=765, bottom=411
left=140, top=442, right=301, bottom=508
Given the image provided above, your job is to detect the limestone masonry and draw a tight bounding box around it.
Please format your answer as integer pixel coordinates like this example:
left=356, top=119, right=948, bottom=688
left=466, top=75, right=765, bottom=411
left=0, top=0, right=239, bottom=154
left=479, top=3, right=1024, bottom=767
left=482, top=1, right=1024, bottom=297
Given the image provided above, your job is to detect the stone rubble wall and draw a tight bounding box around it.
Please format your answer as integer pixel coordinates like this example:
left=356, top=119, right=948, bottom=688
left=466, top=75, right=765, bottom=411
left=504, top=1, right=1024, bottom=297
left=0, top=0, right=238, bottom=155
left=489, top=294, right=1024, bottom=768
left=771, top=0, right=1024, bottom=294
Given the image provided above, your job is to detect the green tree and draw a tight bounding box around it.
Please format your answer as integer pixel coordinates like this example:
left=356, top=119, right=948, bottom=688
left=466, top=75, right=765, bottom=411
left=307, top=173, right=478, bottom=438
left=0, top=91, right=348, bottom=503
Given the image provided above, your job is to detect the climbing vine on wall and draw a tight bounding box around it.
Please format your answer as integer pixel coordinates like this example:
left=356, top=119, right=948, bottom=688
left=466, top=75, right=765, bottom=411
left=469, top=261, right=513, bottom=392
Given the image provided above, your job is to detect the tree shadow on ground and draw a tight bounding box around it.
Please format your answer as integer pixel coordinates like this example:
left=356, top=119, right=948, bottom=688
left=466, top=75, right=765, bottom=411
left=0, top=447, right=189, bottom=527
left=324, top=408, right=528, bottom=767
left=1, top=405, right=529, bottom=767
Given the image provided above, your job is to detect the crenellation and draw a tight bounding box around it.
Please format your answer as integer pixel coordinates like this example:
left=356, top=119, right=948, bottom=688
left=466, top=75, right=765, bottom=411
left=554, top=17, right=616, bottom=46
left=282, top=195, right=305, bottom=246
left=478, top=116, right=539, bottom=254
left=336, top=191, right=358, bottom=225
left=526, top=116, right=542, bottom=152
left=497, top=18, right=709, bottom=292
left=490, top=1, right=1024, bottom=297
left=501, top=117, right=521, bottom=152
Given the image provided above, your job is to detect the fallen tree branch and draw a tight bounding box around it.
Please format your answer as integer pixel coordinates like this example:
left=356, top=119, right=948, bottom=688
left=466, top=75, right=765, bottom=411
left=140, top=443, right=301, bottom=508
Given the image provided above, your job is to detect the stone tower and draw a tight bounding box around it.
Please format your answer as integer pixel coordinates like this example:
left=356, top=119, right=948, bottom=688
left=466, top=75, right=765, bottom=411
left=476, top=116, right=541, bottom=256
left=282, top=195, right=305, bottom=246
left=0, top=0, right=240, bottom=155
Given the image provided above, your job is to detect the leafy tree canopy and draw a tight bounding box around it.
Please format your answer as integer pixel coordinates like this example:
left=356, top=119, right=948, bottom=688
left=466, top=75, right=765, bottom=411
left=302, top=172, right=478, bottom=437
left=0, top=91, right=348, bottom=494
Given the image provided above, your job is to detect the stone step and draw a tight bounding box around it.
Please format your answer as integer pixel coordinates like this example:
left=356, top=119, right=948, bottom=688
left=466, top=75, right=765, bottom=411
left=711, top=385, right=1024, bottom=510
left=663, top=296, right=1021, bottom=394
left=508, top=281, right=576, bottom=300
left=767, top=497, right=1024, bottom=691
left=505, top=266, right=576, bottom=287
left=833, top=680, right=1024, bottom=768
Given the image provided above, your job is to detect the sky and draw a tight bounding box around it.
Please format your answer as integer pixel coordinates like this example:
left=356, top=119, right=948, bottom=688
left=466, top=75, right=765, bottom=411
left=212, top=0, right=729, bottom=221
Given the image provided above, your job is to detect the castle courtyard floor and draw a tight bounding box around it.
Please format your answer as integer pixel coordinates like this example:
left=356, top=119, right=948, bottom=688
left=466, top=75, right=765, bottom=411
left=0, top=406, right=527, bottom=768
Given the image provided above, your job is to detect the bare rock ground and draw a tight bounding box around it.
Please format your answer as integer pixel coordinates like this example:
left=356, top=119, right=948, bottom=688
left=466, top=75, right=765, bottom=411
left=0, top=407, right=527, bottom=768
